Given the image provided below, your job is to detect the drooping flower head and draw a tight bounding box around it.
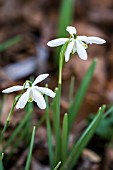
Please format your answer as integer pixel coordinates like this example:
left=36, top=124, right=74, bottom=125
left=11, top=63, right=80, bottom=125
left=2, top=74, right=55, bottom=109
left=47, top=26, right=106, bottom=62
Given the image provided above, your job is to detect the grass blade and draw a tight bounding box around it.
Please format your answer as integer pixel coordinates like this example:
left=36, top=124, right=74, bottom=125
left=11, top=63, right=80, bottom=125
left=3, top=103, right=33, bottom=152
left=61, top=113, right=68, bottom=163
left=53, top=161, right=61, bottom=170
left=0, top=153, right=4, bottom=170
left=25, top=126, right=36, bottom=170
left=68, top=59, right=97, bottom=129
left=0, top=35, right=21, bottom=52
left=60, top=105, right=106, bottom=170
left=45, top=95, right=53, bottom=169
left=0, top=95, right=21, bottom=143
left=52, top=85, right=61, bottom=166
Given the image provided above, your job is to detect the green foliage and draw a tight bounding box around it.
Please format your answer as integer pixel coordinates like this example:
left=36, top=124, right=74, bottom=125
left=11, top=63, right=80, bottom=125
left=45, top=95, right=53, bottom=168
left=60, top=105, right=106, bottom=170
left=25, top=126, right=36, bottom=170
left=0, top=35, right=21, bottom=52
left=52, top=85, right=61, bottom=166
left=89, top=106, right=113, bottom=141
left=68, top=59, right=97, bottom=129
left=61, top=113, right=68, bottom=163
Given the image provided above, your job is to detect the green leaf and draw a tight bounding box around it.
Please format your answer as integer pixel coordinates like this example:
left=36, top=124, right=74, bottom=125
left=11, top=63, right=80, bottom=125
left=0, top=153, right=4, bottom=170
left=3, top=102, right=33, bottom=152
left=45, top=95, right=53, bottom=169
left=68, top=59, right=97, bottom=129
left=25, top=126, right=36, bottom=170
left=61, top=113, right=68, bottom=163
left=0, top=94, right=21, bottom=143
left=0, top=35, right=22, bottom=52
left=53, top=161, right=61, bottom=170
left=60, top=105, right=106, bottom=170
left=55, top=0, right=75, bottom=66
left=52, top=84, right=61, bottom=166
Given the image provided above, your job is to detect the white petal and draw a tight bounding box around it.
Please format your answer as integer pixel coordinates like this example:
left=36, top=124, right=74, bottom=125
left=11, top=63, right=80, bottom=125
left=47, top=38, right=68, bottom=47
left=76, top=40, right=87, bottom=60
left=33, top=74, right=49, bottom=86
left=66, top=26, right=76, bottom=35
left=16, top=89, right=30, bottom=109
left=32, top=87, right=46, bottom=109
left=34, top=87, right=55, bottom=98
left=2, top=86, right=24, bottom=93
left=65, top=41, right=74, bottom=62
left=78, top=36, right=106, bottom=44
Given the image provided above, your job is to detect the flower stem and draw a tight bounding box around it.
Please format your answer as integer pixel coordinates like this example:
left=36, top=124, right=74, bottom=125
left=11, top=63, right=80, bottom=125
left=58, top=42, right=68, bottom=84
left=0, top=94, right=21, bottom=143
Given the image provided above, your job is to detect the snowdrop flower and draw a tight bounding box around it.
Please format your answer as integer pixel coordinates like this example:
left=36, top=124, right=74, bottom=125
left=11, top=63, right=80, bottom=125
left=47, top=26, right=106, bottom=62
left=2, top=74, right=55, bottom=110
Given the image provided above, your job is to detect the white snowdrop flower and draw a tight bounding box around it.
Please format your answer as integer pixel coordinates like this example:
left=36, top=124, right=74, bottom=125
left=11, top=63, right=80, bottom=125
left=47, top=26, right=106, bottom=62
left=2, top=74, right=55, bottom=110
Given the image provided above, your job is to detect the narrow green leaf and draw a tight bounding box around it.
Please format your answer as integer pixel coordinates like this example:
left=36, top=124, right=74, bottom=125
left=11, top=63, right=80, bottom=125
left=55, top=0, right=75, bottom=66
left=60, top=105, right=106, bottom=170
left=68, top=59, right=97, bottom=129
left=25, top=126, right=36, bottom=170
left=45, top=95, right=53, bottom=169
left=0, top=35, right=22, bottom=52
left=0, top=153, right=4, bottom=170
left=52, top=84, right=61, bottom=166
left=53, top=161, right=61, bottom=170
left=0, top=95, right=21, bottom=143
left=61, top=113, right=68, bottom=163
left=3, top=102, right=32, bottom=152
left=5, top=123, right=29, bottom=163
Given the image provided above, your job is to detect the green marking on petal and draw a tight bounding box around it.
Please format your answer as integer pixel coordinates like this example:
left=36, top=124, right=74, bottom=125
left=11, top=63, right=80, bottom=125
left=28, top=98, right=33, bottom=102
left=73, top=34, right=77, bottom=39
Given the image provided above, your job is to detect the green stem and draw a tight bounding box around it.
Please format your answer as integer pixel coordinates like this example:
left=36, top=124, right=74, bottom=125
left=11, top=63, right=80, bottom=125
left=0, top=95, right=21, bottom=143
left=25, top=126, right=36, bottom=170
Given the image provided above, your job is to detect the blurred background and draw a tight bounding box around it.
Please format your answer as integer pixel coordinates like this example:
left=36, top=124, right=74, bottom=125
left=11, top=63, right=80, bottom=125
left=0, top=0, right=113, bottom=169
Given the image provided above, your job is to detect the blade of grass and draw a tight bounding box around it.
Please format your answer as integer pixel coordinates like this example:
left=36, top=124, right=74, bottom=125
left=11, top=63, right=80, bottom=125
left=61, top=113, right=68, bottom=163
left=53, top=161, right=61, bottom=170
left=5, top=123, right=30, bottom=164
left=25, top=126, right=36, bottom=170
left=60, top=105, right=106, bottom=170
left=52, top=85, right=61, bottom=166
left=0, top=95, right=21, bottom=143
left=45, top=95, right=53, bottom=169
left=0, top=35, right=22, bottom=52
left=0, top=153, right=4, bottom=170
left=3, top=103, right=33, bottom=152
left=68, top=59, right=97, bottom=129
left=55, top=0, right=75, bottom=66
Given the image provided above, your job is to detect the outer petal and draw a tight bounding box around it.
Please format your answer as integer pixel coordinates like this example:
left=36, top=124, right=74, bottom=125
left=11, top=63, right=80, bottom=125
left=16, top=89, right=30, bottom=109
left=32, top=87, right=46, bottom=109
left=66, top=26, right=76, bottom=35
left=78, top=36, right=106, bottom=44
left=2, top=86, right=24, bottom=93
left=47, top=38, right=68, bottom=47
left=65, top=41, right=74, bottom=62
left=33, top=74, right=49, bottom=85
left=34, top=86, right=55, bottom=98
left=76, top=40, right=87, bottom=60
